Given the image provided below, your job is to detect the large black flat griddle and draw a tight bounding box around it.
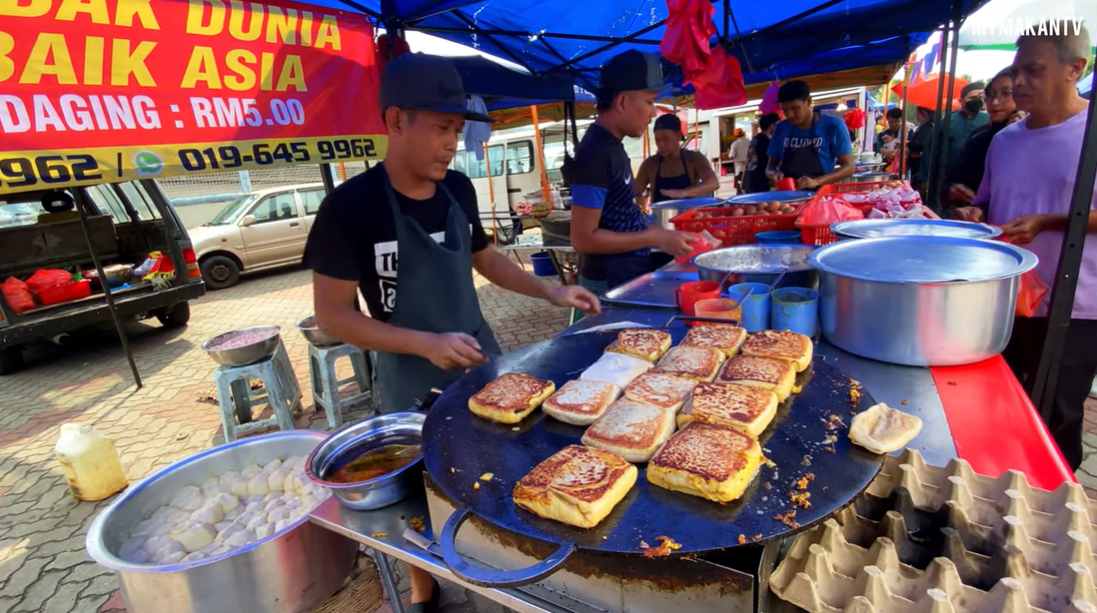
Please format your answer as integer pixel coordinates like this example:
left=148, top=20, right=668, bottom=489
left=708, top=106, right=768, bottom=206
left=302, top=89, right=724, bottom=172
left=423, top=328, right=882, bottom=583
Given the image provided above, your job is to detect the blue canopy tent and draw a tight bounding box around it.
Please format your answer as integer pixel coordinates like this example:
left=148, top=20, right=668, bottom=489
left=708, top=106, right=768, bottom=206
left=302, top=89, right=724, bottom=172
left=449, top=55, right=595, bottom=110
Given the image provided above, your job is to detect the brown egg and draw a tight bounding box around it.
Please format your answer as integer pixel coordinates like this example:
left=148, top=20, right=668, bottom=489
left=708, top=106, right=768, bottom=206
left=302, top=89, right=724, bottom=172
left=743, top=205, right=758, bottom=216
left=769, top=202, right=783, bottom=213
left=731, top=208, right=745, bottom=217
left=780, top=206, right=794, bottom=214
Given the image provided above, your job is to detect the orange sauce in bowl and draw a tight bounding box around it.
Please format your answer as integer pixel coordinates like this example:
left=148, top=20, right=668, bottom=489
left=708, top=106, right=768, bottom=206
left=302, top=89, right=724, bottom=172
left=328, top=444, right=421, bottom=484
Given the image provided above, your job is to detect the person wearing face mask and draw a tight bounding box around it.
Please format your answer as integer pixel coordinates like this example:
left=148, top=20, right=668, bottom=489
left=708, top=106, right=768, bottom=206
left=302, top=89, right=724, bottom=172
left=765, top=80, right=856, bottom=190
left=952, top=25, right=1095, bottom=472
left=634, top=113, right=720, bottom=209
left=941, top=68, right=1025, bottom=210
left=923, top=81, right=989, bottom=183
left=570, top=50, right=698, bottom=293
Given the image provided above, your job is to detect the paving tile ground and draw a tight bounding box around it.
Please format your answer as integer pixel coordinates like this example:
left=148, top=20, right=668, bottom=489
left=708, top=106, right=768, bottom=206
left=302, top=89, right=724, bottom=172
left=0, top=262, right=564, bottom=613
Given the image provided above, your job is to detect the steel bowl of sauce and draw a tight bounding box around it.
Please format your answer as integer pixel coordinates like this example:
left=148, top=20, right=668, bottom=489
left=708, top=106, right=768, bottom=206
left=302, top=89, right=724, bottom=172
left=306, top=412, right=425, bottom=511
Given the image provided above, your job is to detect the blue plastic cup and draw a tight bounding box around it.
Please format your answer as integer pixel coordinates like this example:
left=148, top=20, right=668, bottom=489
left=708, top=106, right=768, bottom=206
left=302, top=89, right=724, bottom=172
left=771, top=287, right=819, bottom=337
left=726, top=283, right=771, bottom=333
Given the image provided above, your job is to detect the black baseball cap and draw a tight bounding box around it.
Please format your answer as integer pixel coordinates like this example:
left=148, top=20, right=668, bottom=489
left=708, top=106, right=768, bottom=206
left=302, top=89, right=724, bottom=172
left=598, top=50, right=664, bottom=98
left=381, top=53, right=491, bottom=122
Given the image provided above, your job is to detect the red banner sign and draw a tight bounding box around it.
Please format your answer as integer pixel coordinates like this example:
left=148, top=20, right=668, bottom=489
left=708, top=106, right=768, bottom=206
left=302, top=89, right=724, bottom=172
left=0, top=0, right=386, bottom=194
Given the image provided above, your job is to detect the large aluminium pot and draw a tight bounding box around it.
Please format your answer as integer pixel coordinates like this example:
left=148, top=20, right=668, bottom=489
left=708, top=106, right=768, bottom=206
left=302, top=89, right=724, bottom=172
left=650, top=197, right=723, bottom=229
left=810, top=236, right=1038, bottom=367
left=692, top=244, right=818, bottom=292
left=86, top=431, right=358, bottom=613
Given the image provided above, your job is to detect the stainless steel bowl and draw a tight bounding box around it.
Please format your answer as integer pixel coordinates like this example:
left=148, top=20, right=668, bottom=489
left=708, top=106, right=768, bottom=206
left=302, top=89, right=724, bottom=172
left=202, top=326, right=281, bottom=366
left=307, top=412, right=425, bottom=511
left=86, top=431, right=358, bottom=613
left=296, top=316, right=341, bottom=347
left=692, top=245, right=818, bottom=291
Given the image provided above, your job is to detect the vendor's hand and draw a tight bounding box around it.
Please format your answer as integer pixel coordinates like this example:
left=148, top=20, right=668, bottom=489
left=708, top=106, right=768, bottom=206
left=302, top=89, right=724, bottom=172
left=547, top=285, right=602, bottom=316
left=422, top=332, right=488, bottom=370
left=1001, top=214, right=1047, bottom=245
left=796, top=176, right=821, bottom=190
left=653, top=228, right=699, bottom=256
left=659, top=188, right=690, bottom=200
left=952, top=206, right=984, bottom=223
left=949, top=184, right=976, bottom=204
left=769, top=170, right=784, bottom=184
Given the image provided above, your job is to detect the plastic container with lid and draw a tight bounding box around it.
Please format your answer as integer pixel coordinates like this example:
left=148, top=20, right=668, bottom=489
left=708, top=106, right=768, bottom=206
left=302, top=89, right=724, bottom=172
left=54, top=423, right=129, bottom=501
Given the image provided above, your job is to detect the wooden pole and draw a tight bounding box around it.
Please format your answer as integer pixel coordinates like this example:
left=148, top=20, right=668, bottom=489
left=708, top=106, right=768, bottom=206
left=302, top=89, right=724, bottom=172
left=643, top=129, right=651, bottom=158
left=530, top=105, right=553, bottom=209
left=337, top=163, right=347, bottom=181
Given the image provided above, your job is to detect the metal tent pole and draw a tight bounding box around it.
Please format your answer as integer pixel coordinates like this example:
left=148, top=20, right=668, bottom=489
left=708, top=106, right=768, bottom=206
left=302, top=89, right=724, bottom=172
left=320, top=164, right=337, bottom=195
left=1031, top=69, right=1097, bottom=417
left=926, top=26, right=951, bottom=211
left=932, top=6, right=963, bottom=211
left=899, top=57, right=914, bottom=177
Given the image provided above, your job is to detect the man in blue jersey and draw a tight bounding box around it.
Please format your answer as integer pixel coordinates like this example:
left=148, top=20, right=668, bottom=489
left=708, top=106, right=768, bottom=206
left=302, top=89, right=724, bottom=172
left=766, top=80, right=856, bottom=189
left=569, top=50, right=698, bottom=292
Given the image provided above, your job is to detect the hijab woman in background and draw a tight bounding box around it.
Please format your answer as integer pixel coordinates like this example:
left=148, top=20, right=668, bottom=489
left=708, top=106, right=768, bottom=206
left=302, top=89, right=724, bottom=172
left=635, top=114, right=720, bottom=209
left=943, top=68, right=1025, bottom=208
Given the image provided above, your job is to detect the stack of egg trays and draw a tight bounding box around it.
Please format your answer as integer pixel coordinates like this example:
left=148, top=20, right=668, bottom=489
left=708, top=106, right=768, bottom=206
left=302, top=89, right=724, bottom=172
left=770, top=449, right=1097, bottom=613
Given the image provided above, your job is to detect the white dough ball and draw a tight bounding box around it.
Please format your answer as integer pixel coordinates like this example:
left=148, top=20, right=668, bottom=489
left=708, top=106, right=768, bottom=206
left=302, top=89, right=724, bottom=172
left=174, top=523, right=216, bottom=553
left=244, top=501, right=264, bottom=514
left=169, top=486, right=205, bottom=512
left=227, top=476, right=250, bottom=498
left=282, top=472, right=300, bottom=495
left=245, top=513, right=269, bottom=531
left=263, top=498, right=285, bottom=514
left=284, top=455, right=306, bottom=470
left=298, top=496, right=316, bottom=512
left=215, top=523, right=246, bottom=543
left=217, top=470, right=241, bottom=485
left=288, top=507, right=308, bottom=522
left=190, top=503, right=225, bottom=525
left=274, top=519, right=294, bottom=533
left=267, top=467, right=292, bottom=493
left=181, top=551, right=206, bottom=562
left=212, top=493, right=240, bottom=515
left=157, top=550, right=187, bottom=565
left=214, top=521, right=233, bottom=533
left=134, top=517, right=168, bottom=538
left=152, top=540, right=186, bottom=562
left=224, top=528, right=256, bottom=548
left=262, top=458, right=283, bottom=473
left=240, top=464, right=262, bottom=479
left=247, top=474, right=270, bottom=497
left=267, top=507, right=294, bottom=524
left=120, top=536, right=149, bottom=562
left=280, top=493, right=302, bottom=509
left=200, top=477, right=221, bottom=498
left=223, top=506, right=243, bottom=522
left=255, top=524, right=276, bottom=540
left=152, top=506, right=189, bottom=526
left=144, top=535, right=172, bottom=556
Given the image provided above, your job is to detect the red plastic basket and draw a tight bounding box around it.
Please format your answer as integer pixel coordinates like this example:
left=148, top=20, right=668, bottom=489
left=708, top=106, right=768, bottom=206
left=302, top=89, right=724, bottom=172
left=797, top=180, right=937, bottom=245
left=670, top=206, right=803, bottom=246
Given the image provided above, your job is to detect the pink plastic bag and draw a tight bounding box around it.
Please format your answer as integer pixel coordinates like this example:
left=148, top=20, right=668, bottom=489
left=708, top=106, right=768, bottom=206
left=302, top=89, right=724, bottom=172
left=1016, top=270, right=1048, bottom=317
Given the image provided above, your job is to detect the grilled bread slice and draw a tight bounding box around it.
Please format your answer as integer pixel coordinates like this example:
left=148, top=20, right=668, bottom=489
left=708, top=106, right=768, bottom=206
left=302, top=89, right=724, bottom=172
left=849, top=403, right=923, bottom=454
left=468, top=373, right=556, bottom=424
left=623, top=372, right=697, bottom=413
left=741, top=330, right=813, bottom=372
left=543, top=380, right=622, bottom=426
left=680, top=325, right=749, bottom=357
left=581, top=398, right=677, bottom=463
left=678, top=382, right=779, bottom=437
left=580, top=352, right=653, bottom=390
left=513, top=445, right=638, bottom=528
left=715, top=355, right=796, bottom=401
left=652, top=346, right=726, bottom=382
left=615, top=328, right=672, bottom=362
left=647, top=421, right=763, bottom=503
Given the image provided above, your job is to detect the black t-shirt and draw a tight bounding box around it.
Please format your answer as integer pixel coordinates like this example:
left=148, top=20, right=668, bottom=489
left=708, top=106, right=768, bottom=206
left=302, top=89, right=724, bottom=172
left=744, top=133, right=771, bottom=193
left=302, top=164, right=488, bottom=321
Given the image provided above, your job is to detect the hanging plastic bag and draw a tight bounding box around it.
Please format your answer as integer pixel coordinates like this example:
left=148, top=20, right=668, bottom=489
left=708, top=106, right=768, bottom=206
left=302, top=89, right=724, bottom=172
left=760, top=82, right=782, bottom=115
left=660, top=0, right=717, bottom=75
left=1015, top=271, right=1048, bottom=318
left=795, top=196, right=865, bottom=228
left=2, top=277, right=35, bottom=314
left=692, top=48, right=747, bottom=110
left=25, top=269, right=74, bottom=293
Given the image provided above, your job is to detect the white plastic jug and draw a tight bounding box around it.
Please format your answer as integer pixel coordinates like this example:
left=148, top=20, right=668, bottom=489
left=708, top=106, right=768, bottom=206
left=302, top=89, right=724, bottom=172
left=54, top=423, right=129, bottom=501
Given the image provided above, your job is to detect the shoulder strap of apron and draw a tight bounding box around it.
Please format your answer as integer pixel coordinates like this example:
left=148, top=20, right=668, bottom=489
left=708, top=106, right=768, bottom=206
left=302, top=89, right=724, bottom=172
left=380, top=164, right=460, bottom=218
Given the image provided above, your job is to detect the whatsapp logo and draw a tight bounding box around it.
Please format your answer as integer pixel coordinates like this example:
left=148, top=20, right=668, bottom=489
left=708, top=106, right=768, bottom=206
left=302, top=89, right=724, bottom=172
left=133, top=150, right=164, bottom=176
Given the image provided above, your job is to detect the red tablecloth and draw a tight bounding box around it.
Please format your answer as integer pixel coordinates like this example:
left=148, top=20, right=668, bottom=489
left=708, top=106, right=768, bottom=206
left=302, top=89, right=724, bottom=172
left=930, top=355, right=1076, bottom=490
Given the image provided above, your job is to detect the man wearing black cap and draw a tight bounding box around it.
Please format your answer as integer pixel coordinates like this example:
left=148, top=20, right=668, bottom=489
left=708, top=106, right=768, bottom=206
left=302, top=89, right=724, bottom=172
left=765, top=80, right=856, bottom=189
left=570, top=50, right=698, bottom=292
left=303, top=53, right=600, bottom=611
left=923, top=81, right=989, bottom=181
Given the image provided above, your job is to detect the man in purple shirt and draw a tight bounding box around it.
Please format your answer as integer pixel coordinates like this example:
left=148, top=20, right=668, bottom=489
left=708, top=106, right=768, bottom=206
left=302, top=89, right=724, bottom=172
left=955, top=23, right=1094, bottom=471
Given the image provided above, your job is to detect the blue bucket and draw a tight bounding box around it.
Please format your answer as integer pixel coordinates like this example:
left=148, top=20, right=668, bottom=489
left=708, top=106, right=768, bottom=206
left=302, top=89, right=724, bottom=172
left=771, top=287, right=819, bottom=337
left=755, top=230, right=803, bottom=245
left=726, top=282, right=771, bottom=333
left=530, top=252, right=556, bottom=277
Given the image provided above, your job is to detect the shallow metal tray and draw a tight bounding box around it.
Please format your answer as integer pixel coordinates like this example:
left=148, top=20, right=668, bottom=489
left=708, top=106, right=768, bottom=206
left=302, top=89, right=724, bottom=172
left=599, top=270, right=698, bottom=308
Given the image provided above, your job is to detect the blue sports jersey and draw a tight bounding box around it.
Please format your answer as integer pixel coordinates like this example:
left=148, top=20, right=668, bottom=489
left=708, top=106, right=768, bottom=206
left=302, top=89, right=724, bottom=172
left=569, top=124, right=649, bottom=256
left=767, top=114, right=853, bottom=176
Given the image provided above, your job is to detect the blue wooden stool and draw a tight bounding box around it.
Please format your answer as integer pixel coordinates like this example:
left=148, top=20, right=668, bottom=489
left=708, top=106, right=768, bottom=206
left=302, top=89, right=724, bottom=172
left=308, top=342, right=373, bottom=429
left=214, top=341, right=302, bottom=443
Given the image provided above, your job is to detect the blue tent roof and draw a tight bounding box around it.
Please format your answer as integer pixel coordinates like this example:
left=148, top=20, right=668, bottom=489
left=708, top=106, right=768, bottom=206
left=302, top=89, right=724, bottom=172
left=450, top=55, right=593, bottom=109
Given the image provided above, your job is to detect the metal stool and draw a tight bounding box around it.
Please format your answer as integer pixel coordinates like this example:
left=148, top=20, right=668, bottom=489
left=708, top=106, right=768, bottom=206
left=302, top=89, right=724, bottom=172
left=214, top=341, right=302, bottom=443
left=308, top=343, right=372, bottom=429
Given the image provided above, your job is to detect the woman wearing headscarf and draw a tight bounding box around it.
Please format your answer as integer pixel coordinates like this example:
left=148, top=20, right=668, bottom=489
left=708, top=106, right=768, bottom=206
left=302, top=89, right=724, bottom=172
left=635, top=114, right=720, bottom=208
left=943, top=68, right=1026, bottom=208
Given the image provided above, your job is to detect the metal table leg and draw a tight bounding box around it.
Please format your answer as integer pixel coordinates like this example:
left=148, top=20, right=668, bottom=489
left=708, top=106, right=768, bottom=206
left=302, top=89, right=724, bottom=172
left=374, top=550, right=406, bottom=613
left=546, top=250, right=568, bottom=286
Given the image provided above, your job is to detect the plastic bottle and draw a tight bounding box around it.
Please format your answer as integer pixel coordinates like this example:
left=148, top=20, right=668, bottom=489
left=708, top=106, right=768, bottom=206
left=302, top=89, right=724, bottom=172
left=54, top=423, right=129, bottom=501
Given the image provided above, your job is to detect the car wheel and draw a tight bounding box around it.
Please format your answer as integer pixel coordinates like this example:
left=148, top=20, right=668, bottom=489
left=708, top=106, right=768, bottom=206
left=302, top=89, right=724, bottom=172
left=0, top=345, right=24, bottom=376
left=157, top=302, right=191, bottom=328
left=200, top=255, right=241, bottom=290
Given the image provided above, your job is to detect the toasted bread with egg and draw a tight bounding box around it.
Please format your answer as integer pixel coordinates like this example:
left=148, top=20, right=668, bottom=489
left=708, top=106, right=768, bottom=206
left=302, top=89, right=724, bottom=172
left=715, top=355, right=796, bottom=401
left=647, top=421, right=763, bottom=503
left=468, top=373, right=555, bottom=424
left=513, top=445, right=637, bottom=528
left=581, top=398, right=677, bottom=463
left=653, top=346, right=726, bottom=382
left=623, top=372, right=696, bottom=413
left=680, top=325, right=748, bottom=357
left=543, top=380, right=622, bottom=426
left=678, top=382, right=779, bottom=437
left=741, top=330, right=813, bottom=372
left=615, top=328, right=672, bottom=362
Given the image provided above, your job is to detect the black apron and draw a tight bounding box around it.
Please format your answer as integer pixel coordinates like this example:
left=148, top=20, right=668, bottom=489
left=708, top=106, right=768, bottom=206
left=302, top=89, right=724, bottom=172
left=651, top=153, right=692, bottom=204
left=778, top=115, right=825, bottom=181
left=371, top=169, right=501, bottom=413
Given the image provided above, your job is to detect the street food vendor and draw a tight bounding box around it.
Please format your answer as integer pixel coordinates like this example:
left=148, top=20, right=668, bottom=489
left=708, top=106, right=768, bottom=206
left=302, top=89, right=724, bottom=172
left=634, top=113, right=720, bottom=208
left=303, top=53, right=599, bottom=611
left=953, top=25, right=1095, bottom=472
left=765, top=80, right=856, bottom=190
left=570, top=50, right=698, bottom=293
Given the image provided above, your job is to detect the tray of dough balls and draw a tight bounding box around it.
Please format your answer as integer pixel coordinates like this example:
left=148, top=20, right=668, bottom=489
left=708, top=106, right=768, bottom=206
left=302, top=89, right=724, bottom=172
left=87, top=430, right=333, bottom=567
left=422, top=324, right=887, bottom=560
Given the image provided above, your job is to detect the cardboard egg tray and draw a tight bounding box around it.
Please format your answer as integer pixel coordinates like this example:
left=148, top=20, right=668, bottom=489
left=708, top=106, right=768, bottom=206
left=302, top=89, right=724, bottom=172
left=769, top=449, right=1097, bottom=613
